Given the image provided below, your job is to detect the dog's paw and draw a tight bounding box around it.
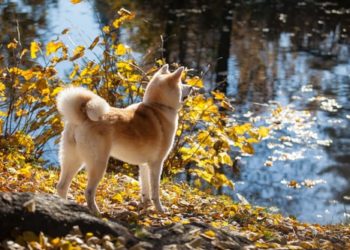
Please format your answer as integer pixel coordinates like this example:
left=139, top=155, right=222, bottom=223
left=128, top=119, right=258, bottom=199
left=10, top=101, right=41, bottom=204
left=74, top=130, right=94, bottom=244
left=87, top=204, right=101, bottom=217
left=155, top=204, right=169, bottom=214
left=137, top=200, right=152, bottom=214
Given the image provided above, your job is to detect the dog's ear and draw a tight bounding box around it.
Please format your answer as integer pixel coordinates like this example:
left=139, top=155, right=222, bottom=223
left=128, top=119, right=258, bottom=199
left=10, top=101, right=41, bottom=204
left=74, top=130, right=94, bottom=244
left=158, top=64, right=169, bottom=74
left=170, top=66, right=184, bottom=81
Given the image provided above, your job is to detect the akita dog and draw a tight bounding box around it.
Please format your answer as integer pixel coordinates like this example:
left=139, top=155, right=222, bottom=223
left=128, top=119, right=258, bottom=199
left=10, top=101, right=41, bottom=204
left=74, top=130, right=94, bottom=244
left=56, top=65, right=191, bottom=214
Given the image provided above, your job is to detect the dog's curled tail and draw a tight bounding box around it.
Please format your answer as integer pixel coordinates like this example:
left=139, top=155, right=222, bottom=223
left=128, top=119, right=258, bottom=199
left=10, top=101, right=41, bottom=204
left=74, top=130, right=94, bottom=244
left=56, top=87, right=110, bottom=124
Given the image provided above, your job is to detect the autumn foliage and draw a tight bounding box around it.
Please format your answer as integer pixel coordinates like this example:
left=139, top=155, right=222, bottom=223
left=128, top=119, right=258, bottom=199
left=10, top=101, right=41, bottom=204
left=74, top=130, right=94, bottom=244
left=0, top=9, right=268, bottom=190
left=1, top=6, right=350, bottom=250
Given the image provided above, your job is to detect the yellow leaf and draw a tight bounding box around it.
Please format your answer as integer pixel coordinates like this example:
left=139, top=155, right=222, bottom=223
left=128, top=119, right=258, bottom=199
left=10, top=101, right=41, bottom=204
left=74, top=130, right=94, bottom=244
left=221, top=100, right=233, bottom=110
left=51, top=237, right=60, bottom=246
left=115, top=43, right=129, bottom=56
left=156, top=58, right=166, bottom=66
left=70, top=0, right=82, bottom=4
left=258, top=126, right=269, bottom=138
left=69, top=64, right=79, bottom=79
left=255, top=242, right=270, bottom=249
left=273, top=105, right=282, bottom=116
left=46, top=41, right=64, bottom=56
left=194, top=178, right=201, bottom=187
left=112, top=9, right=135, bottom=28
left=233, top=123, right=252, bottom=135
left=0, top=82, right=5, bottom=92
left=212, top=91, right=225, bottom=100
left=30, top=41, right=40, bottom=59
left=242, top=143, right=254, bottom=154
left=51, top=87, right=63, bottom=97
left=42, top=95, right=50, bottom=104
left=102, top=26, right=110, bottom=34
left=18, top=165, right=32, bottom=178
left=7, top=41, right=18, bottom=49
left=16, top=109, right=28, bottom=117
left=116, top=61, right=132, bottom=71
left=112, top=193, right=123, bottom=203
left=88, top=37, right=100, bottom=50
left=69, top=45, right=85, bottom=61
left=247, top=137, right=259, bottom=143
left=171, top=216, right=181, bottom=223
left=197, top=130, right=210, bottom=142
left=86, top=232, right=94, bottom=238
left=218, top=152, right=233, bottom=166
left=186, top=76, right=203, bottom=88
left=203, top=230, right=216, bottom=238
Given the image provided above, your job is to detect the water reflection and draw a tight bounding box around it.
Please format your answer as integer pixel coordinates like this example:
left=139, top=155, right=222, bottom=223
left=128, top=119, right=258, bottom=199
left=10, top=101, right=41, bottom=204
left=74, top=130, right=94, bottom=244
left=1, top=0, right=349, bottom=224
left=225, top=1, right=350, bottom=223
left=96, top=0, right=350, bottom=224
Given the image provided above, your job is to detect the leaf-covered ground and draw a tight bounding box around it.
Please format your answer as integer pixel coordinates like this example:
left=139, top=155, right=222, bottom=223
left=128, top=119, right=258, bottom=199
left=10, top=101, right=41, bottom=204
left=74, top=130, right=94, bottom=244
left=0, top=166, right=349, bottom=249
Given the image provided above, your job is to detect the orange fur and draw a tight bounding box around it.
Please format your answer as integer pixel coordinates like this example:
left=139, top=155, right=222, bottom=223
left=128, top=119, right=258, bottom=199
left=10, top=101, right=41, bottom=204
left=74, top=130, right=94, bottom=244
left=56, top=65, right=187, bottom=214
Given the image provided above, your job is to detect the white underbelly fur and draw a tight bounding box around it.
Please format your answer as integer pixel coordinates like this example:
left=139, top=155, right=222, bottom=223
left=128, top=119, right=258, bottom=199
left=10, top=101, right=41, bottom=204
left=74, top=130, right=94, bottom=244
left=110, top=143, right=150, bottom=165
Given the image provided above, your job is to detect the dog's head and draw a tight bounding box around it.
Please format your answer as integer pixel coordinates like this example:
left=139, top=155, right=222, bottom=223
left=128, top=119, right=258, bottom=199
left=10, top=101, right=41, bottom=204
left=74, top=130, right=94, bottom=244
left=144, top=64, right=194, bottom=110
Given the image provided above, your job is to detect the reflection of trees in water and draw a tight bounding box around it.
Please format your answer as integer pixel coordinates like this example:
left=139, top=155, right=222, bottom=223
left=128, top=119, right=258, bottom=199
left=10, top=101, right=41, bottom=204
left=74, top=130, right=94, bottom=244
left=93, top=0, right=229, bottom=74
left=91, top=0, right=350, bottom=222
left=321, top=111, right=350, bottom=205
left=1, top=0, right=349, bottom=222
left=93, top=0, right=349, bottom=93
left=0, top=0, right=50, bottom=65
left=0, top=0, right=48, bottom=41
left=230, top=0, right=350, bottom=105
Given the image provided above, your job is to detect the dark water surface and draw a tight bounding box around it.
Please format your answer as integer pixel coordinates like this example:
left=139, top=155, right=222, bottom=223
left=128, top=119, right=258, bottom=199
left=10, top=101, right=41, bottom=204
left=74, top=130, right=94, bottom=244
left=1, top=0, right=349, bottom=224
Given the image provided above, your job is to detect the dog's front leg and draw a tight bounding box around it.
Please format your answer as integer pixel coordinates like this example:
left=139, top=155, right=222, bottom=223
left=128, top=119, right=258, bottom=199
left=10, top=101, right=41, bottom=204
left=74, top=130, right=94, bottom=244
left=149, top=161, right=165, bottom=213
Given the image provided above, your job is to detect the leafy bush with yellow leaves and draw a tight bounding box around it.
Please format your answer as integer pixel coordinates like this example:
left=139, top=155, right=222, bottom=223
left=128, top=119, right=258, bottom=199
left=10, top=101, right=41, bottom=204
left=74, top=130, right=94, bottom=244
left=0, top=9, right=268, bottom=190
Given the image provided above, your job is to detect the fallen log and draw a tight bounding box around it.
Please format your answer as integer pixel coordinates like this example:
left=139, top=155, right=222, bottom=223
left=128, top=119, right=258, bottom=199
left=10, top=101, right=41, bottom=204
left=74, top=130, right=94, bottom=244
left=0, top=192, right=137, bottom=247
left=0, top=192, right=253, bottom=249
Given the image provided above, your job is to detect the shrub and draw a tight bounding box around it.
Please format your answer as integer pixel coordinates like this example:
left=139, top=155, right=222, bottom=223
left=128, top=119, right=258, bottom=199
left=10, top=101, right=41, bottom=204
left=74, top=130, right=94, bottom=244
left=0, top=9, right=268, bottom=191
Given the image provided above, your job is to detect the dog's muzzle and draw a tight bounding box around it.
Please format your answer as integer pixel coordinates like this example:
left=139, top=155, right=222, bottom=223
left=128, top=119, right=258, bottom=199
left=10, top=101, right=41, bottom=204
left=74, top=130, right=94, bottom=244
left=181, top=84, right=201, bottom=101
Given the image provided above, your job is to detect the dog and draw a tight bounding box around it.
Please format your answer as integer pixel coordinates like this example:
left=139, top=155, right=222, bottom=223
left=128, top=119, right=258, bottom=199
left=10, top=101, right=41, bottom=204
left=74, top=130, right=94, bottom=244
left=56, top=64, right=193, bottom=214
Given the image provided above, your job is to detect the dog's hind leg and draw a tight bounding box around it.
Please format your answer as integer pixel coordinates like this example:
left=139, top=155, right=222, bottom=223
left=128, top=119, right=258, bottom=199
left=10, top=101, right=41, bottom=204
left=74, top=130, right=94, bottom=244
left=82, top=139, right=110, bottom=215
left=149, top=160, right=165, bottom=213
left=57, top=127, right=82, bottom=199
left=85, top=156, right=109, bottom=215
left=139, top=164, right=151, bottom=208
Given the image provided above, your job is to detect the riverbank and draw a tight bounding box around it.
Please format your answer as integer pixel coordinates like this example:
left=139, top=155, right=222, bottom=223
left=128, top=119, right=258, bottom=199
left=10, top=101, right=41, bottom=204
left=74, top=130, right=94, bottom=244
left=0, top=166, right=348, bottom=249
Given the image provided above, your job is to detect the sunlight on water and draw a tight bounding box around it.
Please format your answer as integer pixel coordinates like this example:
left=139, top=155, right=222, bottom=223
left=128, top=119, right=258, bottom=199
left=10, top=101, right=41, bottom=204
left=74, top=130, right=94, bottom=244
left=1, top=0, right=349, bottom=224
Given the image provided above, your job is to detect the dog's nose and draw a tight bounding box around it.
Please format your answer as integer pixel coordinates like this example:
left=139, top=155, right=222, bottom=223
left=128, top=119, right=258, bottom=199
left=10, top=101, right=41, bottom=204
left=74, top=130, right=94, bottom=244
left=181, top=84, right=193, bottom=100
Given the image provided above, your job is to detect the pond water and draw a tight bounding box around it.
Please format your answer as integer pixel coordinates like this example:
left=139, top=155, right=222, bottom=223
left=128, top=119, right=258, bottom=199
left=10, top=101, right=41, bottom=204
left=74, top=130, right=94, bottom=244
left=1, top=0, right=349, bottom=224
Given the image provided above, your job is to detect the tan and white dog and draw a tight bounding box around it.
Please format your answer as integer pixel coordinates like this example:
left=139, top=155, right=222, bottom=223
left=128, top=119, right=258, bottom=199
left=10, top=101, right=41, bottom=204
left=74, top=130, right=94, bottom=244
left=56, top=65, right=191, bottom=214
